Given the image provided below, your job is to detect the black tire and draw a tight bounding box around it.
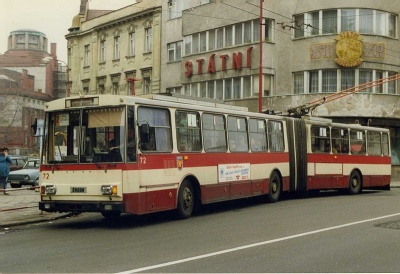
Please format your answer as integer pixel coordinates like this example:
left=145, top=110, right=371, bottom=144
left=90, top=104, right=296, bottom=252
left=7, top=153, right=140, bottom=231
left=348, top=171, right=362, bottom=195
left=101, top=211, right=121, bottom=219
left=177, top=180, right=194, bottom=219
left=268, top=172, right=281, bottom=203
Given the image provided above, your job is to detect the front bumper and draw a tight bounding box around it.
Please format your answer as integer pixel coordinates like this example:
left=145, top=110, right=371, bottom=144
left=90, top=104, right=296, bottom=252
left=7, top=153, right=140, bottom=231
left=39, top=201, right=124, bottom=213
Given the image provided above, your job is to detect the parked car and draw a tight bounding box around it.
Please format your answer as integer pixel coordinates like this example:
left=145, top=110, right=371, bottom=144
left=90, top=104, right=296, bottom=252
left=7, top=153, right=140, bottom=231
left=7, top=159, right=39, bottom=188
left=8, top=155, right=27, bottom=172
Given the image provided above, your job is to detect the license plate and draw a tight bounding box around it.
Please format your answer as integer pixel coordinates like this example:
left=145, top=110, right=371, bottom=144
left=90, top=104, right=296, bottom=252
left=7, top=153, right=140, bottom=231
left=10, top=181, right=20, bottom=185
left=70, top=187, right=86, bottom=193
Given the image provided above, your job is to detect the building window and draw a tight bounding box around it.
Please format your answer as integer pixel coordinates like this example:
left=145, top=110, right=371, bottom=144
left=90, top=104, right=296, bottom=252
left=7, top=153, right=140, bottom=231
left=200, top=31, right=207, bottom=52
left=294, top=72, right=304, bottom=94
left=235, top=23, right=243, bottom=45
left=192, top=33, right=199, bottom=54
left=100, top=40, right=106, bottom=63
left=225, top=25, right=233, bottom=47
left=28, top=35, right=38, bottom=45
left=168, top=0, right=188, bottom=20
left=322, top=70, right=337, bottom=92
left=184, top=19, right=267, bottom=57
left=97, top=77, right=106, bottom=94
left=359, top=70, right=373, bottom=93
left=376, top=71, right=384, bottom=93
left=309, top=71, right=319, bottom=93
left=145, top=27, right=152, bottom=52
left=144, top=77, right=151, bottom=94
left=296, top=69, right=397, bottom=94
left=341, top=9, right=356, bottom=32
left=294, top=14, right=305, bottom=38
left=114, top=36, right=120, bottom=60
left=184, top=36, right=192, bottom=55
left=84, top=45, right=90, bottom=67
left=129, top=32, right=135, bottom=56
left=112, top=83, right=119, bottom=94
left=167, top=41, right=182, bottom=62
left=295, top=9, right=397, bottom=38
left=341, top=70, right=355, bottom=91
left=322, top=10, right=337, bottom=34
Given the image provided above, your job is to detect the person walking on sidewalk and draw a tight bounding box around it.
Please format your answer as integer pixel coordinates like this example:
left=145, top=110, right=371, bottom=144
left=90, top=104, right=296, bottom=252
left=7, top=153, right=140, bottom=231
left=0, top=147, right=12, bottom=195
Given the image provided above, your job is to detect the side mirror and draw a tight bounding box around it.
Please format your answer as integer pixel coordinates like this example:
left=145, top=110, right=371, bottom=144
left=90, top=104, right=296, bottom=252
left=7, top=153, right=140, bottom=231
left=31, top=119, right=38, bottom=137
left=31, top=118, right=44, bottom=137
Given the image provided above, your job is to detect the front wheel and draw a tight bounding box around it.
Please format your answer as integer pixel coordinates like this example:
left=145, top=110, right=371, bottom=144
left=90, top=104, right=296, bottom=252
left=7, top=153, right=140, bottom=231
left=348, top=171, right=362, bottom=195
left=268, top=172, right=281, bottom=203
left=177, top=180, right=194, bottom=219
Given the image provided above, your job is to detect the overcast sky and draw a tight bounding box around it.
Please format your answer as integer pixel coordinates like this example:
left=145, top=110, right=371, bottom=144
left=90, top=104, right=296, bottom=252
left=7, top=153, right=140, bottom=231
left=0, top=0, right=135, bottom=62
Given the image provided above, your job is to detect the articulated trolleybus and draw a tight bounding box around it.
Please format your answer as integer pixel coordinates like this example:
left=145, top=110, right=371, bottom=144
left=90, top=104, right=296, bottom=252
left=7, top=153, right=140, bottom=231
left=39, top=95, right=391, bottom=219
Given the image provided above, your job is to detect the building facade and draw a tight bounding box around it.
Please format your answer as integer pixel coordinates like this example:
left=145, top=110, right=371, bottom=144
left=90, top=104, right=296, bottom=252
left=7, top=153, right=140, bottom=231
left=0, top=29, right=65, bottom=155
left=66, top=0, right=400, bottom=178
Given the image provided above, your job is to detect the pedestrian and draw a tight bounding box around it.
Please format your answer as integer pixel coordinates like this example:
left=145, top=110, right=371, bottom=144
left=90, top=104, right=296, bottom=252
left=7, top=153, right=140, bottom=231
left=0, top=147, right=12, bottom=195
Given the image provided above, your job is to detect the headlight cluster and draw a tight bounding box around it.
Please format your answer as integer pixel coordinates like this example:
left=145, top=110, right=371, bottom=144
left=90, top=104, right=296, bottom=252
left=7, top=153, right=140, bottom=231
left=101, top=185, right=117, bottom=195
left=41, top=185, right=57, bottom=195
left=24, top=175, right=30, bottom=181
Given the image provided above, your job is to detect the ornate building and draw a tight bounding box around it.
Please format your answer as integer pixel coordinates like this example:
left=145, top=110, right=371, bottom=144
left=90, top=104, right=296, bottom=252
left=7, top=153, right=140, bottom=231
left=65, top=0, right=400, bottom=178
left=0, top=29, right=65, bottom=155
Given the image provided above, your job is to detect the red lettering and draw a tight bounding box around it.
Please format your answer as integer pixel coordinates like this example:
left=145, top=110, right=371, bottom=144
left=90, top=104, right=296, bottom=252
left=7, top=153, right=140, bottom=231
left=220, top=54, right=229, bottom=71
left=196, top=58, right=205, bottom=75
left=232, top=52, right=242, bottom=70
left=184, top=61, right=193, bottom=77
left=246, top=47, right=253, bottom=68
left=208, top=54, right=216, bottom=74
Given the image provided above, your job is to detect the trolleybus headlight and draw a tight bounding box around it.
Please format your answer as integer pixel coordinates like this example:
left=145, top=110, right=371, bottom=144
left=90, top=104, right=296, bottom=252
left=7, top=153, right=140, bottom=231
left=101, top=185, right=117, bottom=195
left=45, top=185, right=57, bottom=195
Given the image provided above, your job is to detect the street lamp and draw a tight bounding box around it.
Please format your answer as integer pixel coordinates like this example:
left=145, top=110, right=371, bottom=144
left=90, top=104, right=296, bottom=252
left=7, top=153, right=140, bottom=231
left=42, top=57, right=70, bottom=97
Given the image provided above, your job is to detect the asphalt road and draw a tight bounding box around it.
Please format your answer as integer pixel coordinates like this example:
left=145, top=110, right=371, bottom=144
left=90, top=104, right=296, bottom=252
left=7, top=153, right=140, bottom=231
left=1, top=189, right=400, bottom=273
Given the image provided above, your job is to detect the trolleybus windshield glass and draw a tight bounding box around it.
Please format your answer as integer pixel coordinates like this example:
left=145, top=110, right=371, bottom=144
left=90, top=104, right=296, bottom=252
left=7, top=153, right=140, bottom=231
left=45, top=107, right=126, bottom=164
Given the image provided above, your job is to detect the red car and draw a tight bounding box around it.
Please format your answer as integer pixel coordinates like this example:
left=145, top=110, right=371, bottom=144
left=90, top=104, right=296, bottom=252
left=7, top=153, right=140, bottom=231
left=8, top=156, right=27, bottom=172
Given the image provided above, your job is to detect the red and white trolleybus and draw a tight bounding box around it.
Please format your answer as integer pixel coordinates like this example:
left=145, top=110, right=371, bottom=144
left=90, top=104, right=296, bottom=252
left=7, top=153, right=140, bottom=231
left=38, top=95, right=391, bottom=219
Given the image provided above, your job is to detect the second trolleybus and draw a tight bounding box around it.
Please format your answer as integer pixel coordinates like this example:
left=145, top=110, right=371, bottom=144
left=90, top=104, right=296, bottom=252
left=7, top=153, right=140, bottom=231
left=38, top=95, right=391, bottom=219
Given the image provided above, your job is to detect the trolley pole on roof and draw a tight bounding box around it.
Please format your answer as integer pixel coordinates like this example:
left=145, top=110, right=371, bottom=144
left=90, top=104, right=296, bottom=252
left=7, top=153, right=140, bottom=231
left=258, top=0, right=264, bottom=113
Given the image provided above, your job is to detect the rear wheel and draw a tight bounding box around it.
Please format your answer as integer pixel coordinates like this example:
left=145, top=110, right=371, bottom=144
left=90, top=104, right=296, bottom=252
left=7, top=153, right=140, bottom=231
left=348, top=171, right=362, bottom=195
left=177, top=180, right=194, bottom=219
left=268, top=172, right=281, bottom=203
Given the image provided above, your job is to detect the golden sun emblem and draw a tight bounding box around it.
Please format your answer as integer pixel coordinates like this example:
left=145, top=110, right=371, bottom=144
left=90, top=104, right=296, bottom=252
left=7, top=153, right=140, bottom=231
left=335, top=32, right=363, bottom=67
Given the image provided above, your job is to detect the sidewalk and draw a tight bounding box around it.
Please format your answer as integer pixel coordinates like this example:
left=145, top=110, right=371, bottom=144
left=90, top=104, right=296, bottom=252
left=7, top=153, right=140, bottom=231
left=1, top=181, right=400, bottom=228
left=0, top=186, right=70, bottom=228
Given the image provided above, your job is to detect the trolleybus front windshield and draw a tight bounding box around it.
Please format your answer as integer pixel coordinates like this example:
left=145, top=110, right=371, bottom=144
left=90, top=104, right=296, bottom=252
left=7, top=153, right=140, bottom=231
left=45, top=107, right=126, bottom=164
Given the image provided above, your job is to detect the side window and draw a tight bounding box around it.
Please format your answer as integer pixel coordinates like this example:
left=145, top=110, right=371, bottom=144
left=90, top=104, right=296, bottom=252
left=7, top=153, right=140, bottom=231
left=310, top=125, right=330, bottom=153
left=268, top=120, right=285, bottom=152
left=176, top=110, right=201, bottom=152
left=382, top=133, right=390, bottom=156
left=138, top=107, right=172, bottom=152
left=367, top=131, right=382, bottom=156
left=202, top=113, right=227, bottom=152
left=331, top=128, right=349, bottom=154
left=350, top=129, right=366, bottom=155
left=228, top=116, right=248, bottom=152
left=249, top=119, right=267, bottom=152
